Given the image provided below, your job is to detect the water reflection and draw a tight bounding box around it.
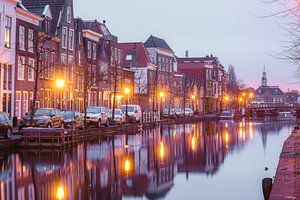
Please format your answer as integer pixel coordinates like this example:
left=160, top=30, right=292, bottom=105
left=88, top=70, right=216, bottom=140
left=0, top=120, right=295, bottom=200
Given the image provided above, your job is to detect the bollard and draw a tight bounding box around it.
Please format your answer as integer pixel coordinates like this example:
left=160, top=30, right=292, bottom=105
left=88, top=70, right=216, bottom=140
left=262, top=177, right=273, bottom=200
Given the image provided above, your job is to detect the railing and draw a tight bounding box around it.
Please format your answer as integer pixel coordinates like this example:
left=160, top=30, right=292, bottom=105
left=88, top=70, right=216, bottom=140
left=141, top=111, right=160, bottom=124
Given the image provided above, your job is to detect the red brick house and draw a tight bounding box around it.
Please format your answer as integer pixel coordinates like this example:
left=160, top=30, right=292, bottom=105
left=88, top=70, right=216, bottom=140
left=120, top=42, right=157, bottom=110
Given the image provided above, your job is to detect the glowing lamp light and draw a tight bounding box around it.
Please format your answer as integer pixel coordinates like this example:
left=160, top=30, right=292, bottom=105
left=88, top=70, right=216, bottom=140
left=56, top=79, right=65, bottom=88
left=159, top=91, right=165, bottom=98
left=191, top=95, right=196, bottom=100
left=124, top=158, right=131, bottom=173
left=239, top=98, right=243, bottom=103
left=124, top=87, right=130, bottom=95
left=56, top=185, right=65, bottom=200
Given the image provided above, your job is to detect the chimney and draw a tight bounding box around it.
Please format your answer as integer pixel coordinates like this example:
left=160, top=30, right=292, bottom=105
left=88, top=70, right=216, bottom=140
left=185, top=50, right=189, bottom=58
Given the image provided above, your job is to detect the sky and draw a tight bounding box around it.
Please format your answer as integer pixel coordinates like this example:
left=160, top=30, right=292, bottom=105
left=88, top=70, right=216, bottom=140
left=74, top=0, right=299, bottom=91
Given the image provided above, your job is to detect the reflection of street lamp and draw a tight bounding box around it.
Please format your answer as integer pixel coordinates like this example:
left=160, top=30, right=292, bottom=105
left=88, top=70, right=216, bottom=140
left=124, top=87, right=130, bottom=123
left=124, top=157, right=132, bottom=173
left=56, top=79, right=65, bottom=110
left=159, top=141, right=165, bottom=160
left=56, top=185, right=65, bottom=200
left=159, top=91, right=165, bottom=119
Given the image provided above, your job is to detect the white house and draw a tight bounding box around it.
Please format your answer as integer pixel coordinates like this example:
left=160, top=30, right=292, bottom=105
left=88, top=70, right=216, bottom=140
left=0, top=0, right=17, bottom=116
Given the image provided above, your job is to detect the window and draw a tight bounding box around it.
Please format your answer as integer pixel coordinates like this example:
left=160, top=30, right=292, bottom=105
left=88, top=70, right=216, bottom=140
left=5, top=16, right=12, bottom=48
left=92, top=43, right=97, bottom=60
left=78, top=51, right=81, bottom=66
left=22, top=92, right=29, bottom=118
left=50, top=53, right=56, bottom=79
left=19, top=26, right=25, bottom=50
left=68, top=29, right=74, bottom=50
left=18, top=56, right=25, bottom=80
left=28, top=58, right=34, bottom=81
left=78, top=31, right=82, bottom=44
left=16, top=92, right=21, bottom=119
left=67, top=7, right=72, bottom=23
left=87, top=41, right=91, bottom=58
left=28, top=29, right=34, bottom=52
left=68, top=56, right=74, bottom=82
left=61, top=27, right=67, bottom=49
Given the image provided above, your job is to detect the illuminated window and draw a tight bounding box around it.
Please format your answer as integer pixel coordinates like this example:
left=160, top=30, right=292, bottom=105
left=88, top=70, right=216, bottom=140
left=4, top=16, right=12, bottom=48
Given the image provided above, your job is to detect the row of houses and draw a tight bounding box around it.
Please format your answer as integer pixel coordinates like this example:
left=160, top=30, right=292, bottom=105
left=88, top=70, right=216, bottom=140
left=0, top=0, right=228, bottom=119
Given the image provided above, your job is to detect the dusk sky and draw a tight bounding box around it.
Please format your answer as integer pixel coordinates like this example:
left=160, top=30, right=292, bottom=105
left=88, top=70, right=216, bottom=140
left=75, top=0, right=299, bottom=91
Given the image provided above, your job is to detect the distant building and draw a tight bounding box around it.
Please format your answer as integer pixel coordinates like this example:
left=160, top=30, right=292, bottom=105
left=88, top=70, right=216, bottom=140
left=255, top=68, right=285, bottom=104
left=285, top=91, right=299, bottom=105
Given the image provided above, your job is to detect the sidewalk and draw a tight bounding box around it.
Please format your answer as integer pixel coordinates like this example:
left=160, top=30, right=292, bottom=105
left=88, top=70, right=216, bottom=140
left=270, top=126, right=300, bottom=200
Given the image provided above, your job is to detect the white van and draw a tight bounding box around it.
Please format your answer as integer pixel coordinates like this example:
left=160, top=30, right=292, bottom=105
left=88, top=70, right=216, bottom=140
left=121, top=105, right=142, bottom=123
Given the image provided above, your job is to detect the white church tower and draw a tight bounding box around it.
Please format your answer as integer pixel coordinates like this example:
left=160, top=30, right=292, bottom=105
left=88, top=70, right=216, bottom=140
left=261, top=67, right=268, bottom=87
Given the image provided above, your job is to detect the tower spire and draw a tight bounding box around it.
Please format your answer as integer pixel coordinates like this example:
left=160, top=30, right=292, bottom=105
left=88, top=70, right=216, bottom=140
left=261, top=66, right=267, bottom=86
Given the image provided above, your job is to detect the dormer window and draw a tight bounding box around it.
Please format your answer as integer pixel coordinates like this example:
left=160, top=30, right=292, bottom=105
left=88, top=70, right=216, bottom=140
left=44, top=19, right=51, bottom=34
left=67, top=7, right=72, bottom=23
left=126, top=54, right=132, bottom=61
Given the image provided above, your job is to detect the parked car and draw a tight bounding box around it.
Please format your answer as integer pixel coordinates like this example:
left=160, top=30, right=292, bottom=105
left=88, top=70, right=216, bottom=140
left=20, top=108, right=64, bottom=128
left=62, top=110, right=84, bottom=129
left=0, top=112, right=12, bottom=138
left=85, top=106, right=109, bottom=127
left=108, top=109, right=126, bottom=124
left=219, top=110, right=234, bottom=120
left=184, top=108, right=194, bottom=117
left=162, top=108, right=176, bottom=118
left=174, top=108, right=184, bottom=118
left=120, top=105, right=142, bottom=123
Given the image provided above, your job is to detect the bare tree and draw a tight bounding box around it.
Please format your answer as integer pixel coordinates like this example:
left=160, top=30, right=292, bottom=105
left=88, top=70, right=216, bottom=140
left=27, top=33, right=60, bottom=125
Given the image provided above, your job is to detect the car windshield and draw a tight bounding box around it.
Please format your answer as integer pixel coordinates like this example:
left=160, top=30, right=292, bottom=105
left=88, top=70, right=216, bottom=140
left=115, top=110, right=122, bottom=115
left=0, top=113, right=7, bottom=121
left=35, top=109, right=51, bottom=116
left=87, top=108, right=101, bottom=113
left=221, top=111, right=233, bottom=116
left=121, top=106, right=134, bottom=112
left=62, top=111, right=75, bottom=118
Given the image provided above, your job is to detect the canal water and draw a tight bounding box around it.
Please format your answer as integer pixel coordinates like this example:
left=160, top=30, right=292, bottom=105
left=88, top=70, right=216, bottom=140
left=0, top=120, right=295, bottom=200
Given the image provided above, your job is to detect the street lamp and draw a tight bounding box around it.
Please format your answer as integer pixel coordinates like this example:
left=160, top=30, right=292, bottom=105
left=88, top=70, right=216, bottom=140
left=56, top=79, right=65, bottom=110
left=124, top=87, right=130, bottom=123
left=191, top=95, right=196, bottom=111
left=159, top=91, right=165, bottom=119
left=224, top=95, right=229, bottom=110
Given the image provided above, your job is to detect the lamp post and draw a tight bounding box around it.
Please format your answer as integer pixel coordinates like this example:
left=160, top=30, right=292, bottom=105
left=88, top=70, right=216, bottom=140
left=224, top=95, right=229, bottom=110
left=191, top=95, right=196, bottom=112
left=124, top=87, right=130, bottom=123
left=56, top=79, right=65, bottom=110
left=159, top=91, right=165, bottom=119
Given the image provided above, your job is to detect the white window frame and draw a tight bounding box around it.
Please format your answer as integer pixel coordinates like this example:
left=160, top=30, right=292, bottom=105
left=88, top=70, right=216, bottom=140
left=28, top=58, right=35, bottom=81
left=68, top=29, right=74, bottom=51
left=4, top=16, right=12, bottom=48
left=78, top=51, right=81, bottom=66
left=19, top=26, right=25, bottom=50
left=87, top=41, right=91, bottom=59
left=92, top=43, right=97, bottom=60
left=18, top=56, right=25, bottom=80
left=28, top=29, right=34, bottom=53
left=67, top=7, right=72, bottom=23
left=61, top=26, right=68, bottom=49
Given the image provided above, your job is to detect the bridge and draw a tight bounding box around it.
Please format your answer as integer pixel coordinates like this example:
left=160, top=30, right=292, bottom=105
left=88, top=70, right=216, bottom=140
left=245, top=104, right=300, bottom=117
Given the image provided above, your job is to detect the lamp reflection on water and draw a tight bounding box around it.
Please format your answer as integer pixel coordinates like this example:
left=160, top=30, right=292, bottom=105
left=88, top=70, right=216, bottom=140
left=191, top=136, right=197, bottom=151
left=56, top=185, right=65, bottom=200
left=159, top=141, right=165, bottom=160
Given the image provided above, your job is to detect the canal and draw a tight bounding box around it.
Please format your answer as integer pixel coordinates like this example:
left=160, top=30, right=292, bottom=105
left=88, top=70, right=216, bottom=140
left=0, top=120, right=295, bottom=200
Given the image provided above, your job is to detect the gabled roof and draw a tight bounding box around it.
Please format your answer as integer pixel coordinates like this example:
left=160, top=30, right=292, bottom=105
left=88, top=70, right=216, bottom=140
left=83, top=20, right=118, bottom=42
left=120, top=42, right=150, bottom=68
left=255, top=86, right=284, bottom=96
left=144, top=35, right=173, bottom=52
left=22, top=0, right=64, bottom=34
